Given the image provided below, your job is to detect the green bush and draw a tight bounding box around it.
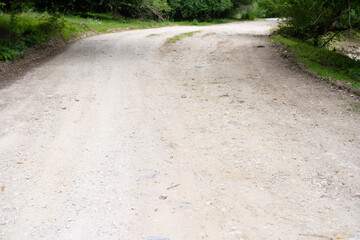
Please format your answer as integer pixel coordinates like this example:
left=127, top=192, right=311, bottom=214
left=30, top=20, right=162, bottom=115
left=251, top=2, right=267, bottom=18
left=240, top=11, right=255, bottom=20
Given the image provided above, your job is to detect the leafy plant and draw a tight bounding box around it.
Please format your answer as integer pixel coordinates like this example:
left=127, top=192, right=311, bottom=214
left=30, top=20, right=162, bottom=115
left=251, top=1, right=268, bottom=18
left=0, top=2, right=5, bottom=12
left=240, top=11, right=254, bottom=20
left=0, top=45, right=21, bottom=61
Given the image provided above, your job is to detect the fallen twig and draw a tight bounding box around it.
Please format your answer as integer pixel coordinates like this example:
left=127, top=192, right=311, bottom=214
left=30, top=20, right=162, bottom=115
left=167, top=184, right=180, bottom=190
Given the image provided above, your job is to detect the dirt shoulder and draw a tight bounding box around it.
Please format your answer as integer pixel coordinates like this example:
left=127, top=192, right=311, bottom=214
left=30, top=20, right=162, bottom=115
left=0, top=29, right=125, bottom=88
left=0, top=40, right=68, bottom=88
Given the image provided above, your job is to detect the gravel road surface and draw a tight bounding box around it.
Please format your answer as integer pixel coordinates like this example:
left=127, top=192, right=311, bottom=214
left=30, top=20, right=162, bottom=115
left=1, top=20, right=360, bottom=240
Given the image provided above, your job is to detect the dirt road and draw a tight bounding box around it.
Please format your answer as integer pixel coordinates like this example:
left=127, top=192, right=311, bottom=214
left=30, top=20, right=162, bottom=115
left=1, top=20, right=360, bottom=240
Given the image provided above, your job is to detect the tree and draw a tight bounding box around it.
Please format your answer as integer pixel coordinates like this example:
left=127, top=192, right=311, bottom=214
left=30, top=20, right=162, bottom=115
left=127, top=0, right=171, bottom=20
left=168, top=0, right=233, bottom=20
left=1, top=0, right=253, bottom=21
left=231, top=0, right=253, bottom=9
left=11, top=0, right=170, bottom=19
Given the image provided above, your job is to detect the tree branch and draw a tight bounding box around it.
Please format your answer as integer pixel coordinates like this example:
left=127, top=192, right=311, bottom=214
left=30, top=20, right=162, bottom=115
left=348, top=0, right=352, bottom=29
left=143, top=4, right=166, bottom=22
left=320, top=31, right=339, bottom=48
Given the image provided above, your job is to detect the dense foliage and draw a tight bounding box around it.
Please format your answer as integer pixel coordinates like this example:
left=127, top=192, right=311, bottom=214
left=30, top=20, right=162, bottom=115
left=1, top=0, right=171, bottom=19
left=168, top=0, right=232, bottom=20
left=0, top=12, right=65, bottom=61
left=1, top=0, right=257, bottom=20
left=258, top=0, right=360, bottom=43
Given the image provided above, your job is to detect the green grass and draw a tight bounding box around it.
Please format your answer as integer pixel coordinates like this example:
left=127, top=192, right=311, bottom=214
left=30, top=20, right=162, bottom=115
left=146, top=33, right=160, bottom=38
left=0, top=12, right=239, bottom=62
left=166, top=31, right=202, bottom=43
left=63, top=16, right=238, bottom=36
left=348, top=103, right=360, bottom=112
left=63, top=15, right=170, bottom=36
left=272, top=36, right=360, bottom=91
left=202, top=32, right=216, bottom=38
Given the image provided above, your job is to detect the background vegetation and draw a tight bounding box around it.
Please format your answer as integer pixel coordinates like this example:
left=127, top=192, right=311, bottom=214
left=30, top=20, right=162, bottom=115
left=1, top=0, right=256, bottom=20
left=258, top=0, right=360, bottom=44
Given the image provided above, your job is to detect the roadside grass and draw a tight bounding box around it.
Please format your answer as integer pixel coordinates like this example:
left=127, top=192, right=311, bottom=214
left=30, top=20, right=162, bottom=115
left=147, top=34, right=160, bottom=38
left=63, top=16, right=237, bottom=38
left=202, top=32, right=216, bottom=38
left=348, top=103, right=360, bottom=112
left=272, top=36, right=360, bottom=92
left=63, top=15, right=170, bottom=36
left=166, top=31, right=202, bottom=43
left=0, top=12, right=239, bottom=62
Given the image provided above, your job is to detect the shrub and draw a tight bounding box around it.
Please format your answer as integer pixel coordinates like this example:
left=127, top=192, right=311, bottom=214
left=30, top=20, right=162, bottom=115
left=240, top=11, right=255, bottom=20
left=251, top=2, right=267, bottom=18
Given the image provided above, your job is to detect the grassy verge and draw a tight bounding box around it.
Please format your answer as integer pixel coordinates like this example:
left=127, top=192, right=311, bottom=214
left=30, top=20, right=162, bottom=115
left=166, top=31, right=202, bottom=43
left=64, top=16, right=237, bottom=38
left=0, top=12, right=238, bottom=62
left=272, top=36, right=360, bottom=92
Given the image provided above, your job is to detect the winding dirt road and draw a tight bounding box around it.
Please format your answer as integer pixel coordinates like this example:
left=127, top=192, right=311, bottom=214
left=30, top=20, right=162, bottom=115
left=1, top=20, right=360, bottom=240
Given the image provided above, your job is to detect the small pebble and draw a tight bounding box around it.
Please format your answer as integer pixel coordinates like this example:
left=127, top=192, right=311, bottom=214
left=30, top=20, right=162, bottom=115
left=159, top=194, right=167, bottom=200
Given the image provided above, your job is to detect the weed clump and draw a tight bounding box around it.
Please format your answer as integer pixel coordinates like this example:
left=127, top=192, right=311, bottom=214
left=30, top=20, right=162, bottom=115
left=166, top=31, right=202, bottom=43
